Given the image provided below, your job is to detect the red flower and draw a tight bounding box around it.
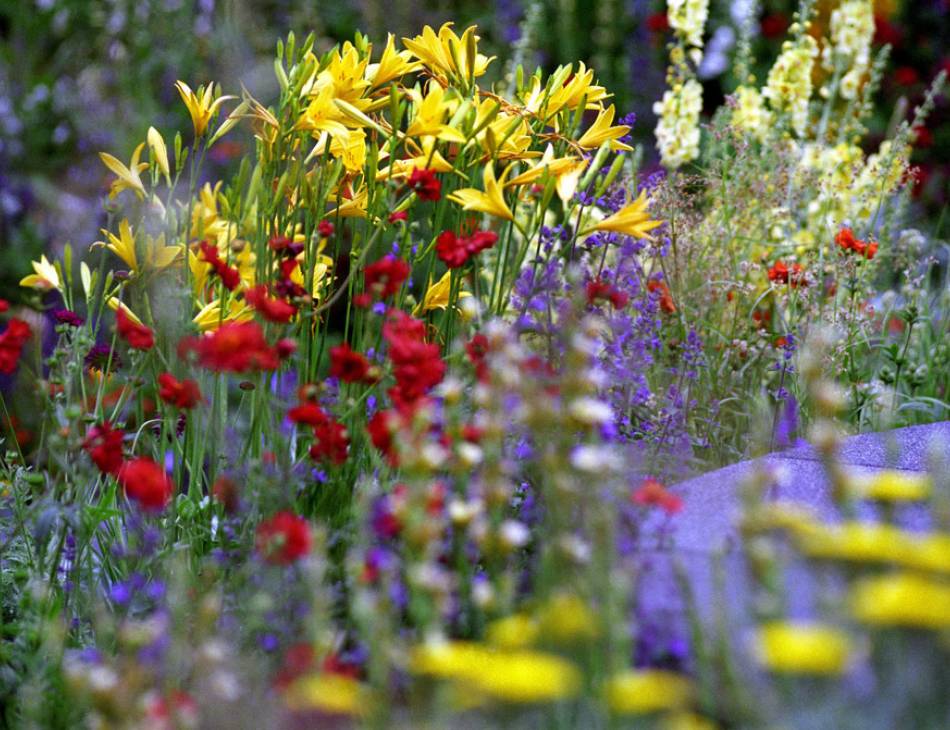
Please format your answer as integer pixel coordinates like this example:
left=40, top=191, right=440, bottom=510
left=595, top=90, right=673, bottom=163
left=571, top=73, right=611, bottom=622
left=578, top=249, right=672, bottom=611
left=645, top=12, right=669, bottom=33
left=0, top=318, right=31, bottom=374
left=180, top=322, right=285, bottom=373
left=212, top=475, right=239, bottom=513
left=382, top=311, right=444, bottom=410
left=256, top=511, right=312, bottom=564
left=268, top=234, right=303, bottom=257
left=54, top=309, right=85, bottom=327
left=367, top=409, right=398, bottom=465
left=309, top=418, right=349, bottom=464
left=116, top=308, right=154, bottom=351
left=436, top=229, right=499, bottom=268
left=893, top=66, right=919, bottom=87
left=632, top=478, right=683, bottom=515
left=198, top=240, right=241, bottom=291
left=767, top=260, right=807, bottom=288
left=329, top=342, right=373, bottom=383
left=318, top=220, right=335, bottom=237
left=835, top=227, right=878, bottom=260
left=0, top=298, right=8, bottom=313
left=117, top=457, right=174, bottom=512
left=245, top=285, right=297, bottom=323
left=388, top=211, right=408, bottom=224
left=157, top=372, right=202, bottom=409
left=465, top=333, right=490, bottom=382
left=647, top=279, right=676, bottom=314
left=83, top=422, right=125, bottom=475
left=288, top=403, right=329, bottom=427
left=586, top=278, right=629, bottom=308
left=407, top=168, right=441, bottom=201
left=873, top=15, right=902, bottom=47
left=356, top=256, right=411, bottom=307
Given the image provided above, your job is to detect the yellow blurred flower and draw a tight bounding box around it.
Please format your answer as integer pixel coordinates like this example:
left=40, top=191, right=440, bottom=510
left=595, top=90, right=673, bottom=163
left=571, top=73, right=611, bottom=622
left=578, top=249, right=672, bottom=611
left=486, top=614, right=539, bottom=650
left=175, top=80, right=234, bottom=138
left=20, top=255, right=62, bottom=292
left=99, top=142, right=148, bottom=200
left=605, top=670, right=692, bottom=715
left=537, top=593, right=600, bottom=642
left=847, top=470, right=932, bottom=502
left=581, top=190, right=662, bottom=239
left=851, top=572, right=950, bottom=629
left=448, top=164, right=514, bottom=221
left=577, top=105, right=633, bottom=151
left=283, top=673, right=367, bottom=716
left=753, top=622, right=850, bottom=675
left=663, top=713, right=719, bottom=730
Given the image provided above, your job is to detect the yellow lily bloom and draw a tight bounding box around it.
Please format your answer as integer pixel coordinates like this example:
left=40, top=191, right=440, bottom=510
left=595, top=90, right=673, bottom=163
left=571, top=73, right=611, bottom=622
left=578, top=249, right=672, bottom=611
left=175, top=80, right=234, bottom=138
left=192, top=298, right=253, bottom=332
left=327, top=184, right=368, bottom=219
left=93, top=219, right=182, bottom=273
left=405, top=83, right=466, bottom=143
left=20, top=255, right=62, bottom=292
left=99, top=142, right=148, bottom=200
left=316, top=43, right=371, bottom=107
left=524, top=63, right=609, bottom=118
left=448, top=164, right=514, bottom=221
left=296, top=84, right=352, bottom=140
left=581, top=190, right=662, bottom=239
left=505, top=144, right=588, bottom=202
left=576, top=105, right=633, bottom=151
left=413, top=270, right=472, bottom=316
left=146, top=126, right=170, bottom=183
left=402, top=24, right=494, bottom=85
left=290, top=252, right=334, bottom=300
left=753, top=622, right=851, bottom=675
left=312, top=128, right=368, bottom=173
left=367, top=33, right=419, bottom=88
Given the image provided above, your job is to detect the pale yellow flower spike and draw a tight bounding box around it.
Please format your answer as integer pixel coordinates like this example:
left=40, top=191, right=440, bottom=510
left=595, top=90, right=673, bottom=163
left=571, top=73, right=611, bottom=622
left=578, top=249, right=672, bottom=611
left=20, top=255, right=62, bottom=292
left=99, top=142, right=148, bottom=200
left=147, top=127, right=171, bottom=183
left=448, top=164, right=514, bottom=221
left=175, top=81, right=235, bottom=138
left=576, top=105, right=633, bottom=151
left=582, top=190, right=662, bottom=239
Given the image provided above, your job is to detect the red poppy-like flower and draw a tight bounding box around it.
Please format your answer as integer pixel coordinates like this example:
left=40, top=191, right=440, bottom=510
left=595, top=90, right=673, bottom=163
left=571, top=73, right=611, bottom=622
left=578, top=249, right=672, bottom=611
left=309, top=418, right=349, bottom=464
left=245, top=285, right=297, bottom=323
left=256, top=511, right=312, bottom=564
left=198, top=240, right=241, bottom=291
left=355, top=256, right=411, bottom=307
left=144, top=690, right=198, bottom=729
left=632, top=478, right=683, bottom=515
left=767, top=260, right=807, bottom=288
left=288, top=402, right=328, bottom=427
left=83, top=421, right=125, bottom=475
left=268, top=234, right=304, bottom=257
left=318, top=220, right=335, bottom=237
left=388, top=211, right=408, bottom=224
left=179, top=322, right=285, bottom=373
left=117, top=457, right=174, bottom=512
left=116, top=308, right=154, bottom=351
left=435, top=229, right=499, bottom=268
left=835, top=227, right=878, bottom=260
left=647, top=279, right=676, bottom=314
left=407, top=167, right=441, bottom=201
left=157, top=372, right=202, bottom=409
left=586, top=278, right=629, bottom=308
left=873, top=15, right=902, bottom=47
left=329, top=342, right=373, bottom=383
left=382, top=310, right=444, bottom=410
left=0, top=318, right=31, bottom=374
left=367, top=409, right=398, bottom=465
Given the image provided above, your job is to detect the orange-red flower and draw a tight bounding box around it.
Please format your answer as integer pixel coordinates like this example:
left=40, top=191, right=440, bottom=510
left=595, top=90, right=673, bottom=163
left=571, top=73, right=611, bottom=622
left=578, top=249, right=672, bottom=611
left=157, top=372, right=202, bottom=409
left=0, top=318, right=31, bottom=374
left=179, top=322, right=287, bottom=372
left=256, top=511, right=312, bottom=564
left=245, top=285, right=297, bottom=323
left=116, top=308, right=154, bottom=351
left=83, top=422, right=125, bottom=475
left=407, top=167, right=441, bottom=201
left=118, top=457, right=174, bottom=512
left=632, top=478, right=683, bottom=515
left=329, top=342, right=373, bottom=383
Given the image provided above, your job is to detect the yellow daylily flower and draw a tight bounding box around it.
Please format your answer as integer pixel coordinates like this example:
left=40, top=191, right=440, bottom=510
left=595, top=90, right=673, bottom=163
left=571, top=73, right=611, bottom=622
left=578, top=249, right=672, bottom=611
left=448, top=164, right=514, bottom=221
left=175, top=80, right=235, bottom=138
left=405, top=83, right=466, bottom=143
left=296, top=84, right=352, bottom=140
left=505, top=144, right=588, bottom=202
left=413, top=270, right=472, bottom=316
left=581, top=190, right=662, bottom=239
left=402, top=24, right=494, bottom=84
left=327, top=184, right=368, bottom=219
left=20, top=255, right=62, bottom=292
left=311, top=128, right=368, bottom=173
left=524, top=63, right=610, bottom=119
left=576, top=105, right=633, bottom=151
left=99, top=142, right=148, bottom=200
left=290, top=252, right=334, bottom=300
left=192, top=298, right=253, bottom=332
left=367, top=33, right=419, bottom=88
left=93, top=219, right=183, bottom=273
left=753, top=622, right=851, bottom=675
left=316, top=43, right=371, bottom=106
left=472, top=99, right=533, bottom=161
left=146, top=126, right=170, bottom=183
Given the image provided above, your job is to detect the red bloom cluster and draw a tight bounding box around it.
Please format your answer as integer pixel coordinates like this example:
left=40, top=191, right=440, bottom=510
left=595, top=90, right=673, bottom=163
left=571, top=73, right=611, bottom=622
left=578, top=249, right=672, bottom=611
left=318, top=220, right=334, bottom=237
left=117, top=457, right=174, bottom=512
left=268, top=234, right=304, bottom=257
left=329, top=342, right=375, bottom=384
left=632, top=478, right=683, bottom=515
left=382, top=310, right=445, bottom=411
left=0, top=318, right=31, bottom=374
left=198, top=240, right=241, bottom=291
left=288, top=399, right=349, bottom=465
left=835, top=227, right=878, bottom=260
left=586, top=278, right=629, bottom=308
left=407, top=167, right=441, bottom=201
left=354, top=256, right=410, bottom=308
left=245, top=285, right=298, bottom=323
left=367, top=409, right=399, bottom=466
left=83, top=421, right=125, bottom=475
left=256, top=511, right=312, bottom=564
left=435, top=229, right=499, bottom=268
left=116, top=308, right=154, bottom=351
left=465, top=333, right=490, bottom=383
left=157, top=372, right=202, bottom=409
left=388, top=211, right=408, bottom=224
left=179, top=322, right=293, bottom=373
left=647, top=279, right=677, bottom=314
left=767, top=260, right=807, bottom=288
